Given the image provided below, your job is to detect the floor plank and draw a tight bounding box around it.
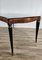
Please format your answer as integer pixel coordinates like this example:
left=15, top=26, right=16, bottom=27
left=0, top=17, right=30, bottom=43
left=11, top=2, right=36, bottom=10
left=0, top=27, right=42, bottom=60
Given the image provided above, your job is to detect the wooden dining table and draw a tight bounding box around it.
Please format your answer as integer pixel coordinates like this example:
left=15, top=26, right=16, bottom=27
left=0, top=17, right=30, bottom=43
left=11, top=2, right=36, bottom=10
left=0, top=16, right=41, bottom=56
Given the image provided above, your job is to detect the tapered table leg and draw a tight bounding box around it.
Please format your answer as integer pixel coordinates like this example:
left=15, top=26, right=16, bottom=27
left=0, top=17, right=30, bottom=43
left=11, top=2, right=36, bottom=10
left=35, top=20, right=40, bottom=43
left=8, top=23, right=13, bottom=56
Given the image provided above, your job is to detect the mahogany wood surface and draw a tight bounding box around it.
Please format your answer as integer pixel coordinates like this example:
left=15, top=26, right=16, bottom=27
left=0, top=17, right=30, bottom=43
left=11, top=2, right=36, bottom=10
left=0, top=16, right=41, bottom=24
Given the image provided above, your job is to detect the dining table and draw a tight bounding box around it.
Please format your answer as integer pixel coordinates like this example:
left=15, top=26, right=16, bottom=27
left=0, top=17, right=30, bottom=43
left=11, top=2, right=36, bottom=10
left=0, top=16, right=41, bottom=55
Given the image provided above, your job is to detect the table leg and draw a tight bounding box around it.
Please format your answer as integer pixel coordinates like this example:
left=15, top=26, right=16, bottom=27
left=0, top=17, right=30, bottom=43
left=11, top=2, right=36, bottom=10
left=35, top=20, right=40, bottom=43
left=8, top=24, right=13, bottom=56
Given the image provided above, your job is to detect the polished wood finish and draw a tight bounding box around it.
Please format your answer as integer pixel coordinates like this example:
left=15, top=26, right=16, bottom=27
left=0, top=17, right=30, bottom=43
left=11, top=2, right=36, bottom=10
left=8, top=24, right=13, bottom=56
left=0, top=16, right=8, bottom=23
left=35, top=20, right=40, bottom=42
left=0, top=16, right=41, bottom=24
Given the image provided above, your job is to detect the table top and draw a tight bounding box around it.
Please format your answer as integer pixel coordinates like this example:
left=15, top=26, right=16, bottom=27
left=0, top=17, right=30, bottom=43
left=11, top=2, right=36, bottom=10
left=0, top=16, right=41, bottom=24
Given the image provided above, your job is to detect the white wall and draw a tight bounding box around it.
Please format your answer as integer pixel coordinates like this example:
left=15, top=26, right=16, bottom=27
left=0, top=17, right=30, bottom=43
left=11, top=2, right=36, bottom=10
left=0, top=0, right=42, bottom=28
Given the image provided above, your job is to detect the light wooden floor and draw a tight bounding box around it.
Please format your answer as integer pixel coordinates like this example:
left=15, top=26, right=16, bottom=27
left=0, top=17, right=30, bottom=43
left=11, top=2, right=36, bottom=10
left=0, top=28, right=42, bottom=60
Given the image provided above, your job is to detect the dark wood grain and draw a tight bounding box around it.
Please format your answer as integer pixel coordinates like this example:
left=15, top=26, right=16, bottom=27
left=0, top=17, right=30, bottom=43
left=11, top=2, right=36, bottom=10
left=0, top=16, right=8, bottom=23
left=0, top=16, right=41, bottom=24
